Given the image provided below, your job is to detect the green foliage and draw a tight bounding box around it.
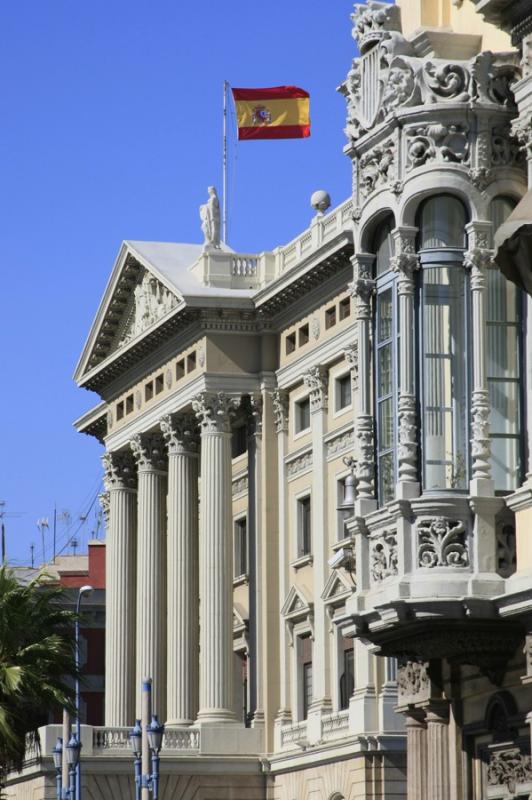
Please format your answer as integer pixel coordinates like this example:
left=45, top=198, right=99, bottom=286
left=0, top=567, right=77, bottom=778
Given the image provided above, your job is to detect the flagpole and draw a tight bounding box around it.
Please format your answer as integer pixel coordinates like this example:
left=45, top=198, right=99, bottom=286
left=222, top=79, right=228, bottom=244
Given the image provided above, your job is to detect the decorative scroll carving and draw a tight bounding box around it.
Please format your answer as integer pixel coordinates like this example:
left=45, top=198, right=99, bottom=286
left=359, top=139, right=395, bottom=197
left=472, top=51, right=521, bottom=107
left=344, top=343, right=359, bottom=392
left=424, top=60, right=470, bottom=101
left=397, top=660, right=430, bottom=704
left=102, top=451, right=136, bottom=490
left=119, top=270, right=178, bottom=347
left=159, top=414, right=198, bottom=455
left=272, top=389, right=289, bottom=434
left=191, top=392, right=238, bottom=434
left=406, top=123, right=469, bottom=171
left=286, top=450, right=313, bottom=479
left=496, top=523, right=516, bottom=578
left=370, top=529, right=398, bottom=582
left=130, top=433, right=166, bottom=471
left=417, top=517, right=469, bottom=568
left=303, top=366, right=329, bottom=413
left=356, top=414, right=375, bottom=500
left=487, top=748, right=532, bottom=792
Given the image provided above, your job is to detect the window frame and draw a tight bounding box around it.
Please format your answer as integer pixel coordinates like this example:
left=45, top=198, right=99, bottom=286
left=375, top=272, right=399, bottom=505
left=233, top=515, right=248, bottom=580
left=334, top=371, right=353, bottom=415
left=296, top=493, right=312, bottom=559
left=294, top=395, right=311, bottom=436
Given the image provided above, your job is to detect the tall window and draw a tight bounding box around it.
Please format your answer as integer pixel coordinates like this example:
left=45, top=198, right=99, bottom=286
left=339, top=638, right=354, bottom=710
left=298, top=634, right=313, bottom=720
left=419, top=196, right=468, bottom=491
left=488, top=197, right=522, bottom=491
left=295, top=397, right=311, bottom=434
left=297, top=495, right=312, bottom=557
left=234, top=517, right=248, bottom=578
left=374, top=215, right=397, bottom=504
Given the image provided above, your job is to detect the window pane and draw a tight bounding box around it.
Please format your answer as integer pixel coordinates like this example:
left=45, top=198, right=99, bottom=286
left=379, top=452, right=395, bottom=504
left=491, top=437, right=520, bottom=492
left=336, top=375, right=352, bottom=411
left=378, top=289, right=393, bottom=341
left=490, top=196, right=516, bottom=243
left=379, top=398, right=393, bottom=450
left=303, top=662, right=313, bottom=719
left=296, top=398, right=310, bottom=433
left=486, top=324, right=519, bottom=378
left=340, top=647, right=354, bottom=710
left=489, top=381, right=519, bottom=435
left=420, top=196, right=466, bottom=249
left=374, top=216, right=394, bottom=276
left=422, top=266, right=467, bottom=490
left=298, top=497, right=311, bottom=556
left=378, top=344, right=392, bottom=396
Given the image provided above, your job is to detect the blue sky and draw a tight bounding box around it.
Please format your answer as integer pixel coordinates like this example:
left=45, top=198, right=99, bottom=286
left=0, top=1, right=358, bottom=565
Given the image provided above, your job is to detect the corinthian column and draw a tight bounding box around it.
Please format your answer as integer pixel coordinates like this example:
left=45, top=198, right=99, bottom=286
left=192, top=392, right=238, bottom=723
left=465, top=227, right=494, bottom=496
left=350, top=254, right=377, bottom=515
left=160, top=414, right=199, bottom=726
left=392, top=227, right=420, bottom=500
left=426, top=703, right=450, bottom=800
left=405, top=712, right=427, bottom=800
left=130, top=433, right=167, bottom=720
left=102, top=450, right=137, bottom=726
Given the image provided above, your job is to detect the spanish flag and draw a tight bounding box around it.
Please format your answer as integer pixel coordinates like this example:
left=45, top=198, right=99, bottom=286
left=231, top=86, right=310, bottom=141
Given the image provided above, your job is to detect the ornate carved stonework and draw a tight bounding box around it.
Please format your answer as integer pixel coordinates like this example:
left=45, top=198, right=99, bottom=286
left=191, top=392, right=239, bottom=434
left=102, top=451, right=137, bottom=490
left=303, top=366, right=329, bottom=413
left=397, top=394, right=418, bottom=483
left=249, top=392, right=263, bottom=436
left=370, top=529, right=398, bottom=583
left=232, top=474, right=249, bottom=498
left=326, top=428, right=355, bottom=460
left=487, top=747, right=532, bottom=793
left=159, top=414, right=198, bottom=455
left=417, top=517, right=469, bottom=568
left=130, top=433, right=167, bottom=471
left=356, top=414, right=375, bottom=500
left=470, top=389, right=492, bottom=482
left=118, top=270, right=178, bottom=348
left=406, top=123, right=469, bottom=171
left=286, top=450, right=313, bottom=480
left=397, top=660, right=430, bottom=704
left=359, top=139, right=395, bottom=197
left=98, top=491, right=110, bottom=529
left=496, top=522, right=516, bottom=578
left=311, top=317, right=320, bottom=340
left=344, top=343, right=359, bottom=392
left=272, top=389, right=289, bottom=434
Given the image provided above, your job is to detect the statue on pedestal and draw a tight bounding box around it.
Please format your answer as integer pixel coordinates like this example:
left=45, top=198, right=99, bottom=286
left=200, top=186, right=221, bottom=249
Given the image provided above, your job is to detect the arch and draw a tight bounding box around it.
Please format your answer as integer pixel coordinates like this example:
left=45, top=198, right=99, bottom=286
left=482, top=175, right=527, bottom=208
left=359, top=208, right=396, bottom=253
left=417, top=194, right=469, bottom=249
left=485, top=691, right=519, bottom=742
left=397, top=168, right=482, bottom=227
left=328, top=793, right=345, bottom=800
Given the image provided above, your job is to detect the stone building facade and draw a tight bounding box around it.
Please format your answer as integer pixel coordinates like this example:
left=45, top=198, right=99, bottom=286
left=7, top=1, right=532, bottom=798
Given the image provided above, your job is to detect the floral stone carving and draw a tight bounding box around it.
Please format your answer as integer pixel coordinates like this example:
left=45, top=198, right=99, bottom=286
left=406, top=123, right=469, bottom=170
left=417, top=517, right=469, bottom=568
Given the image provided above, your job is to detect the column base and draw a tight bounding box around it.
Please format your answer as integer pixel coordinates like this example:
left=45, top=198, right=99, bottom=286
left=251, top=709, right=265, bottom=728
left=196, top=709, right=238, bottom=725
left=165, top=718, right=195, bottom=727
left=395, top=481, right=420, bottom=501
left=349, top=686, right=377, bottom=735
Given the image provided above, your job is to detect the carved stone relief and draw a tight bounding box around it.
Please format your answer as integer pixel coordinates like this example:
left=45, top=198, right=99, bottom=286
left=359, top=139, right=395, bottom=197
left=118, top=270, right=178, bottom=348
left=397, top=660, right=430, bottom=705
left=487, top=747, right=532, bottom=793
left=370, top=529, right=398, bottom=583
left=406, top=123, right=469, bottom=171
left=417, top=517, right=469, bottom=568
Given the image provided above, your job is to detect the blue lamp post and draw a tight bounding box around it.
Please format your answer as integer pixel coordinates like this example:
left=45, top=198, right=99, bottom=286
left=129, top=680, right=164, bottom=799
left=53, top=734, right=81, bottom=799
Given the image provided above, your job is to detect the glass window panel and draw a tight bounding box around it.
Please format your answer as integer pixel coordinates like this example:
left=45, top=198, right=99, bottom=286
left=378, top=344, right=393, bottom=396
left=491, top=437, right=520, bottom=492
left=422, top=266, right=467, bottom=490
left=486, top=324, right=519, bottom=378
left=374, top=216, right=395, bottom=276
left=487, top=267, right=518, bottom=324
left=379, top=398, right=393, bottom=450
left=378, top=289, right=393, bottom=341
left=420, top=196, right=466, bottom=249
left=489, top=381, right=519, bottom=435
left=379, top=452, right=395, bottom=504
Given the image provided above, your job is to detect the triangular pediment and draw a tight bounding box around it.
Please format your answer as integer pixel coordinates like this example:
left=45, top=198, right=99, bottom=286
left=74, top=241, right=188, bottom=384
left=233, top=604, right=248, bottom=633
left=281, top=585, right=313, bottom=620
left=321, top=570, right=353, bottom=605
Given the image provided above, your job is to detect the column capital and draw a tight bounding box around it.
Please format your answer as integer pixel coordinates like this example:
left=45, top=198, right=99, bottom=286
left=464, top=247, right=493, bottom=291
left=192, top=391, right=239, bottom=433
left=272, top=389, right=289, bottom=434
left=240, top=392, right=263, bottom=436
left=102, top=450, right=137, bottom=490
left=160, top=413, right=199, bottom=455
left=349, top=276, right=375, bottom=319
left=350, top=252, right=375, bottom=278
left=130, top=432, right=167, bottom=472
left=344, top=343, right=359, bottom=392
left=465, top=220, right=492, bottom=251
left=303, top=365, right=328, bottom=413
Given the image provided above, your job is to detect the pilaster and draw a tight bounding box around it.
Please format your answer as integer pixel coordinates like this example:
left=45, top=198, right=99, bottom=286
left=426, top=702, right=451, bottom=800
left=130, top=432, right=168, bottom=720
left=160, top=413, right=199, bottom=726
left=101, top=450, right=137, bottom=727
left=192, top=392, right=239, bottom=724
left=405, top=712, right=428, bottom=800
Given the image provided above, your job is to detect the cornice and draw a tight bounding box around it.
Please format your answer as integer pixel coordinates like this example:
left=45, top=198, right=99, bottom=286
left=276, top=324, right=357, bottom=390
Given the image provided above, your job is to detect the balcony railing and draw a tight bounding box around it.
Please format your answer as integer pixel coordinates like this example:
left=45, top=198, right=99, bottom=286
left=92, top=726, right=201, bottom=753
left=321, top=710, right=349, bottom=741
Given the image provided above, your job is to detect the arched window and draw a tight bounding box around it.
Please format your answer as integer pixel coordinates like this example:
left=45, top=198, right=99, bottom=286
left=418, top=196, right=469, bottom=491
left=373, top=214, right=397, bottom=504
left=488, top=197, right=522, bottom=491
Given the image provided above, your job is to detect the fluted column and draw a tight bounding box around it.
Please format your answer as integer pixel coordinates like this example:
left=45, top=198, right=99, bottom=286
left=102, top=451, right=137, bottom=726
left=465, top=227, right=494, bottom=496
left=350, top=254, right=377, bottom=515
left=392, top=227, right=420, bottom=499
left=130, top=433, right=167, bottom=720
left=192, top=392, right=238, bottom=723
left=405, top=712, right=427, bottom=800
left=160, top=413, right=199, bottom=726
left=273, top=390, right=292, bottom=735
left=426, top=703, right=450, bottom=800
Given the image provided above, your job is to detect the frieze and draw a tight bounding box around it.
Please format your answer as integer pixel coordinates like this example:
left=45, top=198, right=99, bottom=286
left=118, top=270, right=178, bottom=348
left=232, top=473, right=249, bottom=498
left=326, top=428, right=355, bottom=460
left=417, top=517, right=469, bottom=568
left=286, top=449, right=313, bottom=480
left=397, top=660, right=430, bottom=705
left=487, top=747, right=532, bottom=793
left=370, top=529, right=398, bottom=583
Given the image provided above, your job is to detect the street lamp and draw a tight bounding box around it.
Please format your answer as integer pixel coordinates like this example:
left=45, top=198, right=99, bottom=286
left=75, top=585, right=94, bottom=800
left=53, top=734, right=80, bottom=800
left=129, top=680, right=164, bottom=799
left=52, top=737, right=63, bottom=800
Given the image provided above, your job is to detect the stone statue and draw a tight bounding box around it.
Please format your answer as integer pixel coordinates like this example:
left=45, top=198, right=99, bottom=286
left=200, top=186, right=221, bottom=249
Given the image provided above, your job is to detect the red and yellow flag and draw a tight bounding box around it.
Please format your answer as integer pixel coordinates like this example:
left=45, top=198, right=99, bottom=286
left=231, top=86, right=310, bottom=141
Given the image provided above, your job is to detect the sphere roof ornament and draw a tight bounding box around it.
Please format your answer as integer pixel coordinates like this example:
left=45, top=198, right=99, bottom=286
left=311, top=190, right=331, bottom=215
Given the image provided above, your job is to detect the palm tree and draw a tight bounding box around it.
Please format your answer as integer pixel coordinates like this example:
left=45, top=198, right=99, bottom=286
left=0, top=566, right=77, bottom=781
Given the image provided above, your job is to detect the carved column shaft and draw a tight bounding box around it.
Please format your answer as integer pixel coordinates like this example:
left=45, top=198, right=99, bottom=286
left=392, top=228, right=420, bottom=496
left=405, top=713, right=428, bottom=800
left=131, top=434, right=167, bottom=719
left=161, top=415, right=199, bottom=726
left=102, top=452, right=137, bottom=726
left=426, top=705, right=450, bottom=800
left=351, top=254, right=376, bottom=504
left=193, top=393, right=237, bottom=722
left=465, top=232, right=494, bottom=491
